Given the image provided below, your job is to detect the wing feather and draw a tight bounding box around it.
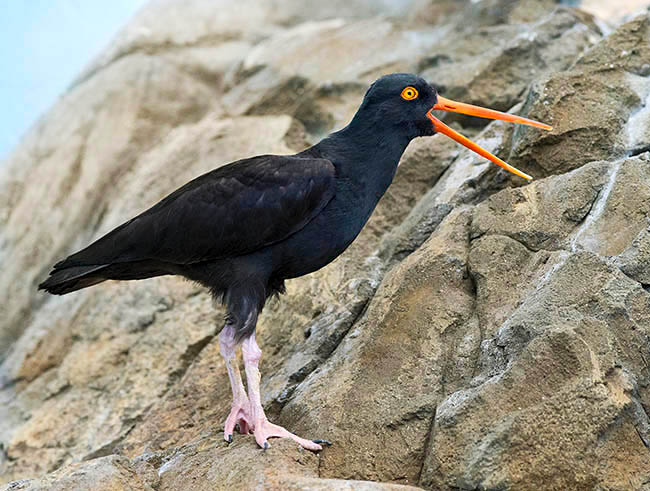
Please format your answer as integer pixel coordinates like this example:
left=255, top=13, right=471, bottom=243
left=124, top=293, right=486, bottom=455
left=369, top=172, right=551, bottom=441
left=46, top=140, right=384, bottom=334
left=60, top=155, right=336, bottom=267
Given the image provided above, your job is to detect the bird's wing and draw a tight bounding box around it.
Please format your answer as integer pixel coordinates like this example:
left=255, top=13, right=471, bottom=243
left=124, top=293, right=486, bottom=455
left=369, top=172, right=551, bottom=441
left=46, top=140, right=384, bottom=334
left=60, top=155, right=336, bottom=266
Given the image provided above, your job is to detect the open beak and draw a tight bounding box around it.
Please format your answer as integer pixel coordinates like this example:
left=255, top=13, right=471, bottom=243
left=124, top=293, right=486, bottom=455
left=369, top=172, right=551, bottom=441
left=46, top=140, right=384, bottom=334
left=427, top=95, right=552, bottom=180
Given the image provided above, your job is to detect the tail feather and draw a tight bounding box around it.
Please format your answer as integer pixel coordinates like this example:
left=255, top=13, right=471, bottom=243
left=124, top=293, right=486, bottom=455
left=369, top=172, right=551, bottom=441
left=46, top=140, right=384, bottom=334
left=39, top=264, right=109, bottom=295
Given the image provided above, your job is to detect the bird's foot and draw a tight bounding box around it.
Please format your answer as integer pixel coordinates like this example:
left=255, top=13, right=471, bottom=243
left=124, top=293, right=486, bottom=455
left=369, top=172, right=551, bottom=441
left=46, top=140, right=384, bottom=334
left=223, top=401, right=252, bottom=442
left=253, top=419, right=327, bottom=451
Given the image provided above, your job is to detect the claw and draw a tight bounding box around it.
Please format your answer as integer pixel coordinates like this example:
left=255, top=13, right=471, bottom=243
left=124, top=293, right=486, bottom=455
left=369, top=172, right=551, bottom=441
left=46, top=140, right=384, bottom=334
left=251, top=419, right=324, bottom=451
left=312, top=439, right=332, bottom=446
left=263, top=441, right=269, bottom=450
left=227, top=434, right=233, bottom=443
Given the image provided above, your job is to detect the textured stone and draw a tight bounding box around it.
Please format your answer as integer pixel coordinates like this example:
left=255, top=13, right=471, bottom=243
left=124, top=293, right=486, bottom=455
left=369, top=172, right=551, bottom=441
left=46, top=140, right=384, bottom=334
left=418, top=155, right=650, bottom=490
left=0, top=54, right=218, bottom=362
left=221, top=18, right=444, bottom=141
left=425, top=8, right=601, bottom=117
left=422, top=251, right=650, bottom=490
left=280, top=209, right=478, bottom=485
left=509, top=13, right=650, bottom=176
left=4, top=455, right=152, bottom=491
left=75, top=0, right=432, bottom=90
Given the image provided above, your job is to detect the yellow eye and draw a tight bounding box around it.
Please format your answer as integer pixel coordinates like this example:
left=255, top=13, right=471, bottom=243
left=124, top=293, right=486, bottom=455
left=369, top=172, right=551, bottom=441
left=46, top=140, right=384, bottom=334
left=401, top=86, right=418, bottom=101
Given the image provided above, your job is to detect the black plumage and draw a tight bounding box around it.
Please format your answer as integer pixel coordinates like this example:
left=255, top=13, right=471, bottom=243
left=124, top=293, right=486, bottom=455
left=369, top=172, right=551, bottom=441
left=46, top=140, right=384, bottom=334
left=40, top=73, right=436, bottom=341
left=39, top=73, right=549, bottom=450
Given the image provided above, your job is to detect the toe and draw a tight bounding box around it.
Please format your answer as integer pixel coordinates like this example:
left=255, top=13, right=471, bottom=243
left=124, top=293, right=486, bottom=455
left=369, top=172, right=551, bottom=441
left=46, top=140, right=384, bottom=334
left=224, top=413, right=238, bottom=438
left=253, top=420, right=325, bottom=452
left=295, top=438, right=322, bottom=451
left=223, top=421, right=235, bottom=442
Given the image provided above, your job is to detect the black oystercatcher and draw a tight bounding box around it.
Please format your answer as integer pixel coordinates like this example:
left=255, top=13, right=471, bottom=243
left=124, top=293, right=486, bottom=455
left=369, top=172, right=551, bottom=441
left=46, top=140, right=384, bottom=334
left=39, top=73, right=551, bottom=451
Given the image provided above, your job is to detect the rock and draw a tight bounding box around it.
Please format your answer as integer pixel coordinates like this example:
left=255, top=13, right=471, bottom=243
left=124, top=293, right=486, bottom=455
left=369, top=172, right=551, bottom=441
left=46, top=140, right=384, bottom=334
left=3, top=0, right=650, bottom=489
left=468, top=154, right=650, bottom=337
left=471, top=160, right=609, bottom=251
left=581, top=0, right=650, bottom=26
left=152, top=436, right=421, bottom=490
left=576, top=12, right=650, bottom=75
left=615, top=225, right=650, bottom=285
left=3, top=456, right=153, bottom=490
left=380, top=115, right=518, bottom=269
left=420, top=156, right=650, bottom=489
left=0, top=53, right=219, bottom=363
left=223, top=7, right=601, bottom=142
left=471, top=153, right=650, bottom=256
left=572, top=154, right=650, bottom=256
left=4, top=441, right=420, bottom=490
left=221, top=18, right=444, bottom=141
left=424, top=8, right=602, bottom=117
left=75, top=0, right=431, bottom=91
left=457, top=0, right=562, bottom=26
left=423, top=251, right=650, bottom=490
left=509, top=12, right=650, bottom=176
left=280, top=208, right=478, bottom=485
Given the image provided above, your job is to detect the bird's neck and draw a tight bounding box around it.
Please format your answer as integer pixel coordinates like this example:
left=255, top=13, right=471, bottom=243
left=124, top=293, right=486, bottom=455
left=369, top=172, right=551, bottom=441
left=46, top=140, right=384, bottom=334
left=311, top=120, right=412, bottom=188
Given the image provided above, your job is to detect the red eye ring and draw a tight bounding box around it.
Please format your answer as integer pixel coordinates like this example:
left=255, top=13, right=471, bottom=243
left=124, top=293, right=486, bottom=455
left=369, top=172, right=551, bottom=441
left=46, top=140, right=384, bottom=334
left=401, top=86, right=418, bottom=101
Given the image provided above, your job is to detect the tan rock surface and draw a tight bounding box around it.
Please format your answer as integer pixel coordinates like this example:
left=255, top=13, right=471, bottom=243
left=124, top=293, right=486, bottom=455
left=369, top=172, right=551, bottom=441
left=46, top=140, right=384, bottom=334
left=2, top=1, right=650, bottom=490
left=509, top=13, right=650, bottom=177
left=423, top=156, right=650, bottom=489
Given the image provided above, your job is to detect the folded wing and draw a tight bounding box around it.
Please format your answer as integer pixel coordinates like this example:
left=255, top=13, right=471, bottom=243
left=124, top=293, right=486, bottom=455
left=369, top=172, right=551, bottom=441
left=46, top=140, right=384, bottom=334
left=57, top=155, right=336, bottom=267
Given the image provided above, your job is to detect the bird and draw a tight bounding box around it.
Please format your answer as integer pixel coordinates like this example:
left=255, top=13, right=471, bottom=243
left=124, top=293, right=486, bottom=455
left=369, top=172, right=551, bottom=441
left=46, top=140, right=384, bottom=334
left=39, top=73, right=551, bottom=451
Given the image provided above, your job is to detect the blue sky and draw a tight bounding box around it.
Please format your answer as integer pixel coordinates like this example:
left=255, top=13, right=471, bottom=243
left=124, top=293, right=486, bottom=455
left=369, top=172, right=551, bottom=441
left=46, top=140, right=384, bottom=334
left=0, top=0, right=147, bottom=160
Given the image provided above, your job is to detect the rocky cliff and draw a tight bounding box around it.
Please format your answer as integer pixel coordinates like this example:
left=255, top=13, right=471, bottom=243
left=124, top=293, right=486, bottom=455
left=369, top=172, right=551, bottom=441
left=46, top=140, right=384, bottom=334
left=1, top=0, right=650, bottom=489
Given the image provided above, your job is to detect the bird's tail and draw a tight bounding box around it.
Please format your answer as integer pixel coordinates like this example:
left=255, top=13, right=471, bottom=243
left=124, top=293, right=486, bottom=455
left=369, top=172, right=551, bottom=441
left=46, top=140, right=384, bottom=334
left=38, top=264, right=109, bottom=295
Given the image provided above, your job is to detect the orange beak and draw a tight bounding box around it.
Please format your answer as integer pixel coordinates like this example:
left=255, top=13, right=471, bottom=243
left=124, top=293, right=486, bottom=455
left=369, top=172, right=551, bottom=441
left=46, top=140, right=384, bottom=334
left=427, top=95, right=552, bottom=180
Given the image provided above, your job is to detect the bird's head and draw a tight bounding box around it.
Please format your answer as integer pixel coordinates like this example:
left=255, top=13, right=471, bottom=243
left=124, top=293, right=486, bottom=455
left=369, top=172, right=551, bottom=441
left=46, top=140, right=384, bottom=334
left=356, top=73, right=552, bottom=180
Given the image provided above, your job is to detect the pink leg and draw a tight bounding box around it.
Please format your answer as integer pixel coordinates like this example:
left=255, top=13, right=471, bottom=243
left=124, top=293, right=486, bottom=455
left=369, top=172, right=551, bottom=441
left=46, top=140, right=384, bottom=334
left=241, top=333, right=327, bottom=451
left=219, top=325, right=252, bottom=442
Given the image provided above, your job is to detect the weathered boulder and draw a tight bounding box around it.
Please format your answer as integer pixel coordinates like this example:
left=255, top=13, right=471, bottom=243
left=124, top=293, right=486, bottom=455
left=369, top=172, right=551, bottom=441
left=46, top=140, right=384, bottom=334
left=424, top=8, right=601, bottom=116
left=7, top=439, right=421, bottom=490
left=0, top=54, right=223, bottom=350
left=220, top=18, right=444, bottom=141
left=281, top=208, right=477, bottom=485
left=422, top=155, right=650, bottom=489
left=74, top=0, right=434, bottom=92
left=509, top=12, right=650, bottom=176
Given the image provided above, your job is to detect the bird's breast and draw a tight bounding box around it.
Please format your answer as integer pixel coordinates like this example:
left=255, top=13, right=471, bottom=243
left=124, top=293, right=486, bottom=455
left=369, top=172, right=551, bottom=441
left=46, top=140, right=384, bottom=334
left=270, top=178, right=382, bottom=279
